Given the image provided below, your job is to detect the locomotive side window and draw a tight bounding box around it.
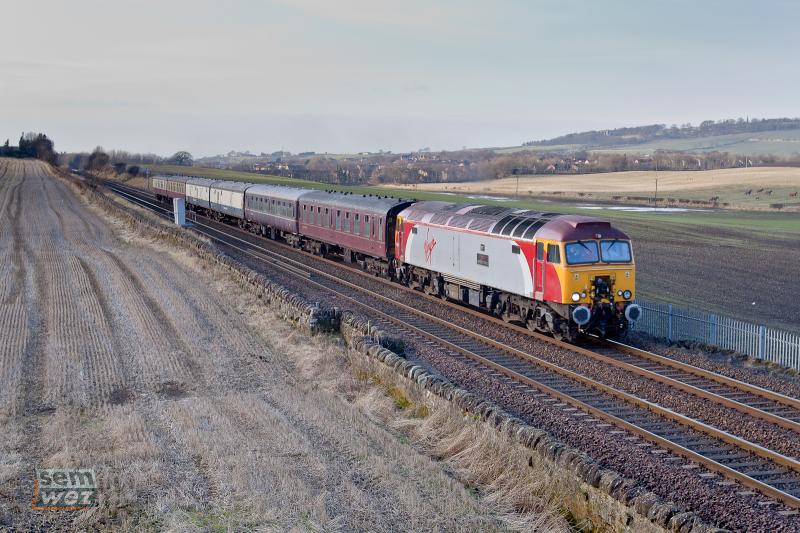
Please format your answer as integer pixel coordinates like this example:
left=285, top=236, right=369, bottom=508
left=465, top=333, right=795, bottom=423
left=336, top=210, right=341, bottom=230
left=379, top=218, right=384, bottom=241
left=536, top=242, right=544, bottom=260
left=511, top=244, right=520, bottom=254
left=546, top=244, right=561, bottom=264
left=354, top=213, right=361, bottom=235
left=364, top=215, right=370, bottom=237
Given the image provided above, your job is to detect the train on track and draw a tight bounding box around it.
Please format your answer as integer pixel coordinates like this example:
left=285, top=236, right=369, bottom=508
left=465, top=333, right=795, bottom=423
left=151, top=175, right=641, bottom=341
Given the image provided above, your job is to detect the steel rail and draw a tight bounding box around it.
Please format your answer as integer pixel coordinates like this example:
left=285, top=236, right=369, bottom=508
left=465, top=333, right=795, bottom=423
left=102, top=179, right=800, bottom=508
left=601, top=338, right=800, bottom=411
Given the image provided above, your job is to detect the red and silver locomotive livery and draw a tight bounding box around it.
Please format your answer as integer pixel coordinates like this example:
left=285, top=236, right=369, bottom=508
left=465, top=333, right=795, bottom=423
left=395, top=202, right=640, bottom=341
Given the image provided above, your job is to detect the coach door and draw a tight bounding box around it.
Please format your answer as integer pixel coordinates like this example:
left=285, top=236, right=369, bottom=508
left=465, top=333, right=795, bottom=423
left=534, top=241, right=545, bottom=299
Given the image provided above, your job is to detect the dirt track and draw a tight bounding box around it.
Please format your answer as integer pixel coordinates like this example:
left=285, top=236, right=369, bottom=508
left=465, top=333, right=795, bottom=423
left=0, top=159, right=504, bottom=530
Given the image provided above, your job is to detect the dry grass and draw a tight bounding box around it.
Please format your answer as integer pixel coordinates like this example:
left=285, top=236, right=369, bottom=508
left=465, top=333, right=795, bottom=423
left=0, top=159, right=568, bottom=531
left=393, top=167, right=800, bottom=196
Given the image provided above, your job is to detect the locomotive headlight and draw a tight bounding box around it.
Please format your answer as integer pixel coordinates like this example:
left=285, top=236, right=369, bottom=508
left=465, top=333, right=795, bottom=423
left=571, top=292, right=580, bottom=302
left=617, top=290, right=623, bottom=296
left=581, top=292, right=586, bottom=298
left=623, top=290, right=632, bottom=300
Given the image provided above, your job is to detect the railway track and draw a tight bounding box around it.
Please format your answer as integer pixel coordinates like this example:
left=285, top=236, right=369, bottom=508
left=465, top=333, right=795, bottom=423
left=102, top=178, right=800, bottom=513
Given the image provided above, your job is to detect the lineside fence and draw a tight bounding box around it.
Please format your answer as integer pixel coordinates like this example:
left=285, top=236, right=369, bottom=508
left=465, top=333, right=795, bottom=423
left=632, top=298, right=800, bottom=371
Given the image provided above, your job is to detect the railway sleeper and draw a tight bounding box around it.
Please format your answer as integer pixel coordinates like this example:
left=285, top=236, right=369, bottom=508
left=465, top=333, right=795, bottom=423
left=746, top=469, right=794, bottom=479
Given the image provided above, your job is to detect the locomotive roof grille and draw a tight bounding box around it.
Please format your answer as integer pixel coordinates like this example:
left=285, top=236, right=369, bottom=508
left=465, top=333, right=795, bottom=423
left=469, top=205, right=510, bottom=216
left=499, top=216, right=526, bottom=236
left=430, top=213, right=454, bottom=225
left=522, top=220, right=548, bottom=239
left=491, top=215, right=516, bottom=234
left=446, top=214, right=473, bottom=228
left=399, top=201, right=625, bottom=241
left=512, top=219, right=536, bottom=238
left=467, top=217, right=495, bottom=232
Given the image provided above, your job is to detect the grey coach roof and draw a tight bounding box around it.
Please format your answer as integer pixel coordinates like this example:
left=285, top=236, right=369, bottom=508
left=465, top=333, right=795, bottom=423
left=184, top=177, right=218, bottom=188
left=209, top=180, right=254, bottom=193
left=154, top=174, right=189, bottom=183
left=300, top=190, right=411, bottom=213
left=246, top=184, right=311, bottom=202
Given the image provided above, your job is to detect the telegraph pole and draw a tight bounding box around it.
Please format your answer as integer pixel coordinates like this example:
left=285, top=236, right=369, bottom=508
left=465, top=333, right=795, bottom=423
left=654, top=178, right=658, bottom=208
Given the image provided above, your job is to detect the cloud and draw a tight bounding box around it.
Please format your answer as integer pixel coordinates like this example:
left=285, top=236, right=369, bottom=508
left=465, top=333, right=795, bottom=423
left=402, top=82, right=431, bottom=94
left=268, top=0, right=497, bottom=38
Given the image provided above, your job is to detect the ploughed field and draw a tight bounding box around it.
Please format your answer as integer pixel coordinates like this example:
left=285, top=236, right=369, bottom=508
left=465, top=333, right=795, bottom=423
left=0, top=159, right=501, bottom=531
left=626, top=217, right=800, bottom=332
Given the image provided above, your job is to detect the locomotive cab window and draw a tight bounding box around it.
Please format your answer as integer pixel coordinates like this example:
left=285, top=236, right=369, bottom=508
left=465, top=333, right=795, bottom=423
left=565, top=241, right=599, bottom=265
left=546, top=244, right=561, bottom=264
left=600, top=240, right=632, bottom=263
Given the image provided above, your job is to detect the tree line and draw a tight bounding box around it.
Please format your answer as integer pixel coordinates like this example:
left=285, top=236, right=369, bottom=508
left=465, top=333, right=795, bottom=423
left=526, top=117, right=800, bottom=148
left=0, top=132, right=58, bottom=164
left=60, top=148, right=193, bottom=174
left=216, top=147, right=800, bottom=186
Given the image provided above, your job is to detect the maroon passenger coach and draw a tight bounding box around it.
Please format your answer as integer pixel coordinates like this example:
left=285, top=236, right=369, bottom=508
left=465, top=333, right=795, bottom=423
left=243, top=184, right=308, bottom=242
left=298, top=190, right=412, bottom=275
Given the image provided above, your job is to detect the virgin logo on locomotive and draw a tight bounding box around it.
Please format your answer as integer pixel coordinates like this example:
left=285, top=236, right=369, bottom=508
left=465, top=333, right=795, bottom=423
left=424, top=230, right=437, bottom=263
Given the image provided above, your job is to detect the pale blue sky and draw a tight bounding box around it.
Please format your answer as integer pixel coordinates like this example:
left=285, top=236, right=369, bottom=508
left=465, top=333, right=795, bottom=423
left=1, top=0, right=797, bottom=155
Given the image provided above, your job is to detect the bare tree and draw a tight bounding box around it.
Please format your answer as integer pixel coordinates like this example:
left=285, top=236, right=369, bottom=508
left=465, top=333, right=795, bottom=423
left=170, top=151, right=193, bottom=166
left=85, top=147, right=110, bottom=170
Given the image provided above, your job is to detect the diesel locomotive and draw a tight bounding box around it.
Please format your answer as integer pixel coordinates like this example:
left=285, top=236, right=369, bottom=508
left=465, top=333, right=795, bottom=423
left=152, top=175, right=641, bottom=341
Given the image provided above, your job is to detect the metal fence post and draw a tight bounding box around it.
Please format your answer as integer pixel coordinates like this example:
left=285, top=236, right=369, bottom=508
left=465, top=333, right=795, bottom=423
left=758, top=325, right=766, bottom=360
left=667, top=304, right=673, bottom=343
left=709, top=314, right=718, bottom=346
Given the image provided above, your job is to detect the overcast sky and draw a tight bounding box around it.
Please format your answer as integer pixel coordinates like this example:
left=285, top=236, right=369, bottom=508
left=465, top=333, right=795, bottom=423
left=2, top=0, right=798, bottom=156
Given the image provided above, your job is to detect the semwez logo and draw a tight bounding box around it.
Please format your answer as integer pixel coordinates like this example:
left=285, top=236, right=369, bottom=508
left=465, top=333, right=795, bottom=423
left=33, top=469, right=97, bottom=510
